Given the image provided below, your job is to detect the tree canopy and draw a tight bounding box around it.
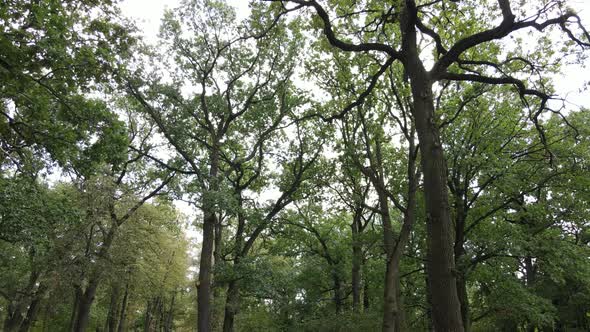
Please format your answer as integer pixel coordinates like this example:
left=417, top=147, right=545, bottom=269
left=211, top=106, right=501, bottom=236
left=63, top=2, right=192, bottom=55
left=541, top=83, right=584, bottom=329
left=1, top=0, right=590, bottom=331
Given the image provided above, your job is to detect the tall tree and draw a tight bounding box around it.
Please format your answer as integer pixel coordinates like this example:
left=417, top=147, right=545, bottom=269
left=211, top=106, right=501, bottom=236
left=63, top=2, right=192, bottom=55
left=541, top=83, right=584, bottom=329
left=261, top=1, right=590, bottom=330
left=125, top=1, right=304, bottom=330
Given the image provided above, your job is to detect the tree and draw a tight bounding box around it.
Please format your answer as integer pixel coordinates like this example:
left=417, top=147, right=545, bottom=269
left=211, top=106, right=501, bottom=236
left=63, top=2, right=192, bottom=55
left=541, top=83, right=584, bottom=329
left=0, top=0, right=135, bottom=175
left=125, top=1, right=309, bottom=330
left=261, top=1, right=590, bottom=330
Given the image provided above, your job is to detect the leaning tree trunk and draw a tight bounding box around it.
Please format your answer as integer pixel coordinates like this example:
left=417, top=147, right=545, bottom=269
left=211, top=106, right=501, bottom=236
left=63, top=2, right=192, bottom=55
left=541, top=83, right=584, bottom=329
left=197, top=143, right=220, bottom=332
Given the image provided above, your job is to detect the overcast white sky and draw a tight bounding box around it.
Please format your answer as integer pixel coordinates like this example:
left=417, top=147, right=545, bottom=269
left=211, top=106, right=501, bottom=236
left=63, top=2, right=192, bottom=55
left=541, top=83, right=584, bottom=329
left=119, top=0, right=590, bottom=107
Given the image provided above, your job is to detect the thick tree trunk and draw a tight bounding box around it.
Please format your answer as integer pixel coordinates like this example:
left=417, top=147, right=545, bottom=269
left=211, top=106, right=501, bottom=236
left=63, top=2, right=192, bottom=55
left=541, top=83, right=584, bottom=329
left=212, top=215, right=224, bottom=331
left=409, top=75, right=464, bottom=332
left=197, top=144, right=220, bottom=332
left=424, top=271, right=434, bottom=332
left=399, top=0, right=464, bottom=328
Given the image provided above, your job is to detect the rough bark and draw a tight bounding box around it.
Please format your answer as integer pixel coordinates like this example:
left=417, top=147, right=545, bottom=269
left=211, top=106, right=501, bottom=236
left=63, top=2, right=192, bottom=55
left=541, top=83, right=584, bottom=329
left=379, top=190, right=402, bottom=332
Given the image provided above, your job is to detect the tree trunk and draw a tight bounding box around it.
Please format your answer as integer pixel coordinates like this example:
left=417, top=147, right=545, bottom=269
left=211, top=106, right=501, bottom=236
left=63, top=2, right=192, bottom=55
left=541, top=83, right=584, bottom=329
left=453, top=193, right=470, bottom=332
left=72, top=277, right=100, bottom=332
left=164, top=291, right=176, bottom=332
left=18, top=285, right=46, bottom=332
left=399, top=0, right=464, bottom=328
left=425, top=270, right=434, bottom=332
left=377, top=187, right=404, bottom=332
left=3, top=307, right=24, bottom=332
left=333, top=272, right=343, bottom=314
left=351, top=208, right=363, bottom=312
left=4, top=269, right=42, bottom=332
left=456, top=276, right=470, bottom=332
left=212, top=215, right=223, bottom=331
left=197, top=144, right=220, bottom=332
left=69, top=287, right=82, bottom=332
left=117, top=283, right=129, bottom=332
left=106, top=285, right=120, bottom=332
left=73, top=221, right=119, bottom=332
left=363, top=278, right=370, bottom=312
left=382, top=256, right=405, bottom=332
left=409, top=75, right=464, bottom=332
left=222, top=194, right=248, bottom=332
left=222, top=279, right=240, bottom=332
left=144, top=299, right=153, bottom=332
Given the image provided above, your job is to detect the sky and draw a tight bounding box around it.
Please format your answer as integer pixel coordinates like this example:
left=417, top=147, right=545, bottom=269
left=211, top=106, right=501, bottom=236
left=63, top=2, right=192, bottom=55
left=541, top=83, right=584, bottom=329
left=119, top=0, right=590, bottom=107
